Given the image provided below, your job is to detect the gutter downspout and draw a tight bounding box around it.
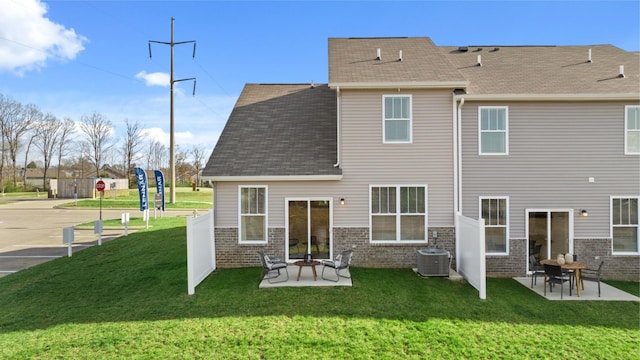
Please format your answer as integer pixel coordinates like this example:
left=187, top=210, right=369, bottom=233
left=453, top=95, right=464, bottom=272
left=210, top=180, right=216, bottom=221
left=456, top=96, right=464, bottom=214
left=333, top=87, right=341, bottom=168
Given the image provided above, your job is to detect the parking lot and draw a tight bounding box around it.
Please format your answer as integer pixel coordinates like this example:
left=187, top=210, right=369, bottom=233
left=0, top=198, right=190, bottom=277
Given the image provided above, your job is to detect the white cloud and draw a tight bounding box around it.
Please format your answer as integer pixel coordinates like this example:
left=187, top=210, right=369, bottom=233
left=140, top=127, right=218, bottom=155
left=135, top=71, right=170, bottom=87
left=0, top=0, right=87, bottom=73
left=141, top=127, right=169, bottom=145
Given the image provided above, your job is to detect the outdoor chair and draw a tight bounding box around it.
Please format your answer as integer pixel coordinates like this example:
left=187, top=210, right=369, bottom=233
left=321, top=249, right=353, bottom=282
left=258, top=251, right=289, bottom=283
left=543, top=264, right=571, bottom=299
left=532, top=244, right=543, bottom=262
left=529, top=255, right=545, bottom=288
left=580, top=261, right=604, bottom=297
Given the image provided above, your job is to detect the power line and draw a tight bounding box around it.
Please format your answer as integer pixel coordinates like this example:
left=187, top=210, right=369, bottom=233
left=193, top=57, right=233, bottom=98
left=148, top=17, right=196, bottom=205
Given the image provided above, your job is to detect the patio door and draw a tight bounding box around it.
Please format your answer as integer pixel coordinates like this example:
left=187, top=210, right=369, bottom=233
left=286, top=199, right=332, bottom=261
left=527, top=209, right=573, bottom=270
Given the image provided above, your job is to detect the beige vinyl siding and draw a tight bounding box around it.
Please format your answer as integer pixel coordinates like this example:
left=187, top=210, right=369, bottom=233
left=213, top=88, right=456, bottom=230
left=339, top=89, right=454, bottom=227
left=214, top=181, right=341, bottom=228
left=460, top=101, right=640, bottom=238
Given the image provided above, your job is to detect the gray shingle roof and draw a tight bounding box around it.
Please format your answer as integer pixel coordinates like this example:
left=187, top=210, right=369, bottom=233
left=202, top=84, right=340, bottom=178
left=329, top=37, right=639, bottom=96
left=441, top=44, right=640, bottom=95
left=329, top=37, right=467, bottom=85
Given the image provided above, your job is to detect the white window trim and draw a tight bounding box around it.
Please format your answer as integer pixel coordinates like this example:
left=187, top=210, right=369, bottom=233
left=382, top=94, right=413, bottom=144
left=610, top=195, right=640, bottom=255
left=479, top=196, right=510, bottom=256
left=238, top=185, right=268, bottom=244
left=625, top=105, right=640, bottom=155
left=478, top=106, right=509, bottom=155
left=369, top=184, right=428, bottom=244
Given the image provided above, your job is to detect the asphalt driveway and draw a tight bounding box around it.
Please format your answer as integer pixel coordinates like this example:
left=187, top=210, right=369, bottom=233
left=0, top=198, right=192, bottom=277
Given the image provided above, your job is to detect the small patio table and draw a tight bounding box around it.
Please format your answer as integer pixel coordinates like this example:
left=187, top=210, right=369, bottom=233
left=293, top=260, right=320, bottom=281
left=540, top=259, right=587, bottom=297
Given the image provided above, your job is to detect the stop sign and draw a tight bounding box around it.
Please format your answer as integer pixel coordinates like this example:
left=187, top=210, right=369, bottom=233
left=96, top=180, right=106, bottom=192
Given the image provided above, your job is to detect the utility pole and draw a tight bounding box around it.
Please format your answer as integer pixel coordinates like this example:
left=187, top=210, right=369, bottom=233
left=149, top=17, right=196, bottom=204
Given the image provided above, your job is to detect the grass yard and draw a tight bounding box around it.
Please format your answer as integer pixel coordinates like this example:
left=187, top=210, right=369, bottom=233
left=0, top=218, right=638, bottom=359
left=58, top=187, right=213, bottom=210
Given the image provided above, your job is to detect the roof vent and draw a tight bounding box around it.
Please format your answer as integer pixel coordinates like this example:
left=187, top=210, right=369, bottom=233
left=310, top=80, right=315, bottom=89
left=490, top=47, right=500, bottom=52
left=474, top=47, right=483, bottom=52
left=398, top=49, right=403, bottom=62
left=619, top=65, right=625, bottom=78
left=588, top=48, right=592, bottom=63
left=376, top=48, right=381, bottom=60
left=477, top=55, right=482, bottom=67
left=458, top=46, right=468, bottom=52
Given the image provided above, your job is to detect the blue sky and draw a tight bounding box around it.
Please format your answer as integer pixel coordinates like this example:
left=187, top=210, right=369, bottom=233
left=1, top=0, right=638, bottom=158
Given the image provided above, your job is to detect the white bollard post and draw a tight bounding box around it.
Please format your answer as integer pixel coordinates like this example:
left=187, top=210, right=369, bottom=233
left=121, top=212, right=130, bottom=236
left=63, top=226, right=74, bottom=257
left=94, top=220, right=103, bottom=246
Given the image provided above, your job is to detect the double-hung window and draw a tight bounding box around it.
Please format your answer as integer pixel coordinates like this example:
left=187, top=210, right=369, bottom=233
left=480, top=197, right=509, bottom=254
left=383, top=95, right=412, bottom=143
left=479, top=106, right=508, bottom=155
left=611, top=196, right=639, bottom=254
left=370, top=185, right=427, bottom=242
left=625, top=105, right=640, bottom=155
left=239, top=186, right=267, bottom=243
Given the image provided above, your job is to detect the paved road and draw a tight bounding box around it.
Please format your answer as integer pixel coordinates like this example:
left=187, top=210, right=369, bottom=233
left=0, top=198, right=194, bottom=277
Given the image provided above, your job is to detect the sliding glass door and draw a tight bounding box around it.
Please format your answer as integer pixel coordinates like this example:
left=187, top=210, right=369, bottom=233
left=527, top=209, right=573, bottom=269
left=287, top=199, right=331, bottom=261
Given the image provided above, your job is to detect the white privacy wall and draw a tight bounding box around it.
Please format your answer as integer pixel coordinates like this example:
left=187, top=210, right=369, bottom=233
left=187, top=211, right=216, bottom=295
left=456, top=213, right=486, bottom=299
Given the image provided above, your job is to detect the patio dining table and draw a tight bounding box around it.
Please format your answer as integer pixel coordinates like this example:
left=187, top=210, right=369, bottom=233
left=540, top=259, right=587, bottom=297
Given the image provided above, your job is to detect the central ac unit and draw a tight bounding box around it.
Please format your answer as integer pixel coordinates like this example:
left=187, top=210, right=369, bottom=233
left=416, top=248, right=450, bottom=277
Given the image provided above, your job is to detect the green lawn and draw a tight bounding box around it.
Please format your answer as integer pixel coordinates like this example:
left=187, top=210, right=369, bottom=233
left=0, top=218, right=638, bottom=359
left=59, top=187, right=213, bottom=210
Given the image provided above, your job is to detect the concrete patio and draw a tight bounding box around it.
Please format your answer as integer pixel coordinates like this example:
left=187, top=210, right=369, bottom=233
left=259, top=263, right=352, bottom=288
left=514, top=276, right=639, bottom=301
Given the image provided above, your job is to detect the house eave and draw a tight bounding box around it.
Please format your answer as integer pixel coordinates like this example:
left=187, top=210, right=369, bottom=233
left=202, top=174, right=343, bottom=182
left=328, top=81, right=469, bottom=90
left=454, top=93, right=640, bottom=102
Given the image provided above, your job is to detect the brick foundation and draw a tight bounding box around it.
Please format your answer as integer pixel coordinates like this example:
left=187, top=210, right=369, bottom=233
left=214, top=228, right=639, bottom=280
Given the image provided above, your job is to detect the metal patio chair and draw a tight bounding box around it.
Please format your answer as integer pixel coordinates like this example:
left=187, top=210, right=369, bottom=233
left=258, top=251, right=289, bottom=283
left=321, top=249, right=353, bottom=282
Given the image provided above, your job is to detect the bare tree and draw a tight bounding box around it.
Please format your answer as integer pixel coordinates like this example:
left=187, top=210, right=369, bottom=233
left=5, top=103, right=40, bottom=187
left=191, top=144, right=206, bottom=187
left=22, top=126, right=40, bottom=186
left=0, top=94, right=21, bottom=191
left=79, top=112, right=114, bottom=177
left=121, top=119, right=145, bottom=186
left=175, top=145, right=192, bottom=185
left=146, top=139, right=166, bottom=170
left=55, top=118, right=76, bottom=180
left=33, top=114, right=63, bottom=191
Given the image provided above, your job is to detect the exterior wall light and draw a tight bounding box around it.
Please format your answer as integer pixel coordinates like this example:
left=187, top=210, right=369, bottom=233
left=340, top=198, right=345, bottom=205
left=580, top=209, right=588, bottom=217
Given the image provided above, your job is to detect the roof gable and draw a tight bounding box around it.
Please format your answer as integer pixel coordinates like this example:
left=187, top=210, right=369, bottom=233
left=203, top=84, right=340, bottom=179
